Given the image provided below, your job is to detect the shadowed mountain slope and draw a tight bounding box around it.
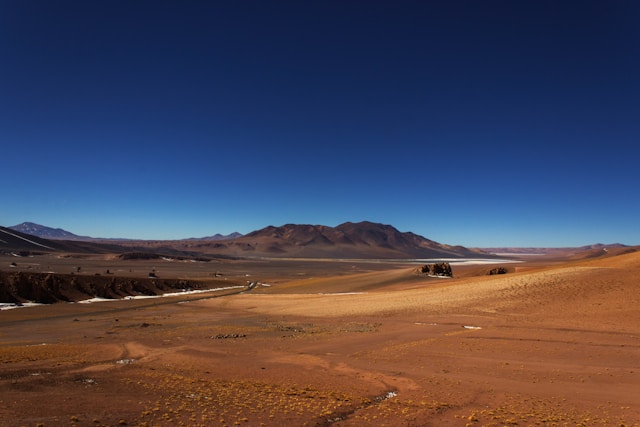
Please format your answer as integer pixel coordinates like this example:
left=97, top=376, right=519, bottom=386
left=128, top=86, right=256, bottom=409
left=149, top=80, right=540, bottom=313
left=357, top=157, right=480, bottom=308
left=0, top=226, right=62, bottom=252
left=186, top=232, right=243, bottom=241
left=0, top=226, right=132, bottom=254
left=9, top=222, right=89, bottom=240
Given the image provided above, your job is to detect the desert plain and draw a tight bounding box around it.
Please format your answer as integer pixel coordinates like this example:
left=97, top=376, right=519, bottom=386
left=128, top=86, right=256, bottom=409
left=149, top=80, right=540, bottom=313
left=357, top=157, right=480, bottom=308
left=1, top=251, right=639, bottom=427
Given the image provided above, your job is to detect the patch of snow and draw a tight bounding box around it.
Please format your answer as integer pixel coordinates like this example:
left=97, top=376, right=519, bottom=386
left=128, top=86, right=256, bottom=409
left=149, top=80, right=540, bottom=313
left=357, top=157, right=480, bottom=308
left=77, top=297, right=117, bottom=304
left=375, top=391, right=398, bottom=402
left=0, top=302, right=44, bottom=310
left=124, top=295, right=157, bottom=300
left=160, top=286, right=244, bottom=297
left=77, top=286, right=246, bottom=304
left=463, top=325, right=482, bottom=330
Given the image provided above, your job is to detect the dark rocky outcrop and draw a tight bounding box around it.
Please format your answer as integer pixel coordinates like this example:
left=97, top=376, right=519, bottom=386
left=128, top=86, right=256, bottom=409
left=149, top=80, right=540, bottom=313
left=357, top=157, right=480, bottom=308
left=488, top=266, right=508, bottom=275
left=417, top=262, right=453, bottom=277
left=0, top=272, right=67, bottom=304
left=0, top=271, right=238, bottom=304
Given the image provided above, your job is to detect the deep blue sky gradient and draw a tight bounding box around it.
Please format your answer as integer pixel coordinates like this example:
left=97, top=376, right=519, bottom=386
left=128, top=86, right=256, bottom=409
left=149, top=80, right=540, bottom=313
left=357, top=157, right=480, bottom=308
left=1, top=1, right=639, bottom=246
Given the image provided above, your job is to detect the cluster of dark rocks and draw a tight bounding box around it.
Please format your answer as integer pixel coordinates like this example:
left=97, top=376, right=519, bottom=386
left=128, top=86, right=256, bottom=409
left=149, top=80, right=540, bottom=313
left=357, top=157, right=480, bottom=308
left=417, top=262, right=453, bottom=277
left=488, top=267, right=508, bottom=275
left=211, top=333, right=247, bottom=339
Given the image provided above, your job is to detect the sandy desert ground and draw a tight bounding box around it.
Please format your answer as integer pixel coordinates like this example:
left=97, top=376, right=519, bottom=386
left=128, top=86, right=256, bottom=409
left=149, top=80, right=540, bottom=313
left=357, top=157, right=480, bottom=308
left=1, top=251, right=639, bottom=427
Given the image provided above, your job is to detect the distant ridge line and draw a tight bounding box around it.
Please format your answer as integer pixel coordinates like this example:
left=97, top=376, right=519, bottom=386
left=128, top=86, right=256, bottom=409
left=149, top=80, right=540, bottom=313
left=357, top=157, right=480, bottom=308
left=8, top=222, right=242, bottom=242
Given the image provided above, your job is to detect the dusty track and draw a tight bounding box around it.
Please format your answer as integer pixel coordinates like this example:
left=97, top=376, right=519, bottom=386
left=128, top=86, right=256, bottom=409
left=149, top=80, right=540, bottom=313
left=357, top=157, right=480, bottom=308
left=1, top=253, right=639, bottom=426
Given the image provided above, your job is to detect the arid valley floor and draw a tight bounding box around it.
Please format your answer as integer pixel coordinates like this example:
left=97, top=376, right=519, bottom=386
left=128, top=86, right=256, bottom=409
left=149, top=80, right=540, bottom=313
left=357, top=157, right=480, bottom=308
left=1, top=251, right=639, bottom=427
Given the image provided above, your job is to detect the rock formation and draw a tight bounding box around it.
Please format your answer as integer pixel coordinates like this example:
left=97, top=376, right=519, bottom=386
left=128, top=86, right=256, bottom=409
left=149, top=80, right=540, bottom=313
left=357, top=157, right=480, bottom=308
left=488, top=267, right=508, bottom=275
left=417, top=262, right=453, bottom=277
left=0, top=271, right=234, bottom=304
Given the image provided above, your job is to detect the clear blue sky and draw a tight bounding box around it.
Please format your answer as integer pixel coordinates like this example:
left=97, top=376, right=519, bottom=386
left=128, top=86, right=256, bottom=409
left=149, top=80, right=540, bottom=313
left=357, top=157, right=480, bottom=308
left=1, top=1, right=639, bottom=247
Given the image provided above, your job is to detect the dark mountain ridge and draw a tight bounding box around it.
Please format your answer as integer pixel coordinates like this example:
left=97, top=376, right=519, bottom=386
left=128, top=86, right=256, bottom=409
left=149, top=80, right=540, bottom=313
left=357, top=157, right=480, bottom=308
left=0, top=226, right=61, bottom=252
left=2, top=221, right=491, bottom=259
left=9, top=222, right=243, bottom=242
left=186, top=232, right=243, bottom=241
left=482, top=243, right=629, bottom=255
left=0, top=226, right=135, bottom=254
left=10, top=222, right=89, bottom=240
left=222, top=221, right=489, bottom=259
left=2, top=221, right=631, bottom=260
left=481, top=243, right=636, bottom=261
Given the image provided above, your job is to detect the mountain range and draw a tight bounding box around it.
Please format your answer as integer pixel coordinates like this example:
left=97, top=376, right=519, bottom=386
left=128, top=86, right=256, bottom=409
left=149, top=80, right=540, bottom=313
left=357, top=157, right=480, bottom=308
left=9, top=222, right=242, bottom=242
left=9, top=222, right=90, bottom=240
left=3, top=221, right=489, bottom=259
left=213, top=221, right=488, bottom=259
left=0, top=226, right=127, bottom=254
left=186, top=232, right=244, bottom=241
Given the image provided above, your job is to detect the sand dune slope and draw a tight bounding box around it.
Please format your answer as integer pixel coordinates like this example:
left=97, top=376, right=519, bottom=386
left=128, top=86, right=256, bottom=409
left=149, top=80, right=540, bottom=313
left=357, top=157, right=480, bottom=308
left=0, top=253, right=638, bottom=426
